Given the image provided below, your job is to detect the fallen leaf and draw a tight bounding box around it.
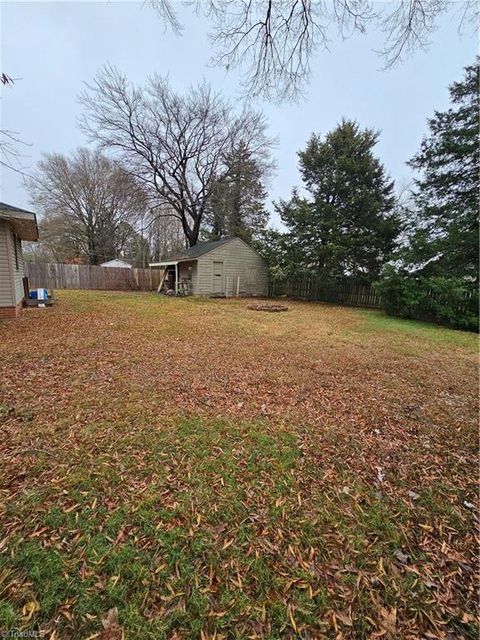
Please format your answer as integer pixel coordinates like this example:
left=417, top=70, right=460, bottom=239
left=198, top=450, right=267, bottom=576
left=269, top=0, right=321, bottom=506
left=394, top=550, right=409, bottom=564
left=100, top=607, right=123, bottom=640
left=22, top=600, right=40, bottom=620
left=379, top=606, right=397, bottom=635
left=336, top=611, right=353, bottom=627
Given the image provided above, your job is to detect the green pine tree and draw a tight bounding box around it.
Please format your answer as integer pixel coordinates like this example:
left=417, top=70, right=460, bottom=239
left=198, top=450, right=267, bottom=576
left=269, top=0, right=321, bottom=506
left=275, top=120, right=400, bottom=280
left=406, top=59, right=479, bottom=281
left=206, top=143, right=269, bottom=242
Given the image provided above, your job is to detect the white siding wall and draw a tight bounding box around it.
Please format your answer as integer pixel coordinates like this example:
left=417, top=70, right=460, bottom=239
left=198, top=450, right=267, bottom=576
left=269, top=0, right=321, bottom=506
left=9, top=228, right=25, bottom=305
left=0, top=221, right=14, bottom=307
left=194, top=238, right=268, bottom=296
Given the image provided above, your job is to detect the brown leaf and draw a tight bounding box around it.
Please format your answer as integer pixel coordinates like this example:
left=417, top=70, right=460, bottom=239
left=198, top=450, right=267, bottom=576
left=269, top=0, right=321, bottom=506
left=335, top=611, right=353, bottom=627
left=100, top=607, right=123, bottom=640
left=379, top=606, right=397, bottom=636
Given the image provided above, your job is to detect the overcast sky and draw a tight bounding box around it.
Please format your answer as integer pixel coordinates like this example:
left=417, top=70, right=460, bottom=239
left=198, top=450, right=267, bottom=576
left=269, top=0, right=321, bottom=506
left=0, top=1, right=476, bottom=227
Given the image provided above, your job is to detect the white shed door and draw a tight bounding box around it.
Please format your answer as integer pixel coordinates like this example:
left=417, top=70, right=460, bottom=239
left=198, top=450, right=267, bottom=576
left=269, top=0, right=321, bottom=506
left=212, top=261, right=224, bottom=293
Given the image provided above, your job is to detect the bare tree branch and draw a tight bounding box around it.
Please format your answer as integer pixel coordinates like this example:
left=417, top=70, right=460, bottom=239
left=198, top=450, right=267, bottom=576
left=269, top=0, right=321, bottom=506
left=146, top=0, right=183, bottom=34
left=0, top=72, right=34, bottom=178
left=378, top=0, right=447, bottom=69
left=1, top=73, right=15, bottom=86
left=145, top=1, right=476, bottom=101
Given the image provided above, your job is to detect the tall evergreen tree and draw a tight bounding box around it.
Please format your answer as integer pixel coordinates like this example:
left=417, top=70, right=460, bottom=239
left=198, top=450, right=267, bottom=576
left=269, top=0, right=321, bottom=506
left=406, top=60, right=479, bottom=281
left=205, top=143, right=270, bottom=242
left=275, top=120, right=400, bottom=280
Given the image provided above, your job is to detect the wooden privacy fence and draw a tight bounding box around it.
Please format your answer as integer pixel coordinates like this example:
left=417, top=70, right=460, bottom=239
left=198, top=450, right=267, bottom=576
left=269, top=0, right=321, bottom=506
left=269, top=277, right=383, bottom=309
left=25, top=262, right=163, bottom=292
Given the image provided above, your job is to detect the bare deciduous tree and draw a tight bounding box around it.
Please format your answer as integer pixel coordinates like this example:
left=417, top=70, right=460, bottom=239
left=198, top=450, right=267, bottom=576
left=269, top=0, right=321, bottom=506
left=146, top=214, right=185, bottom=262
left=147, top=0, right=478, bottom=101
left=79, top=66, right=273, bottom=247
left=28, top=147, right=147, bottom=264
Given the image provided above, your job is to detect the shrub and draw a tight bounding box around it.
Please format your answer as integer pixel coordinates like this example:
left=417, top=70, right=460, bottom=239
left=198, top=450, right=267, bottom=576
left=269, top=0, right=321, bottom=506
left=375, top=267, right=479, bottom=332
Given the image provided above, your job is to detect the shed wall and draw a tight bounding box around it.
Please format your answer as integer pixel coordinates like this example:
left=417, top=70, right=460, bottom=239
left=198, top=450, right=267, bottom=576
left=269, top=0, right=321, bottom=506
left=194, top=238, right=268, bottom=296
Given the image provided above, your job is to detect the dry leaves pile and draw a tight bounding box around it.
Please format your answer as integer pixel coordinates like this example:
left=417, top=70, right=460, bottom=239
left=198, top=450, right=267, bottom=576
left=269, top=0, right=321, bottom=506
left=0, top=291, right=477, bottom=639
left=247, top=304, right=289, bottom=312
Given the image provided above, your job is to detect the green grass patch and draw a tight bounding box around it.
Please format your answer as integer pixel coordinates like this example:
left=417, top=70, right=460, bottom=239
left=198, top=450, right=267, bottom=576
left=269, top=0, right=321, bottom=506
left=353, top=309, right=478, bottom=350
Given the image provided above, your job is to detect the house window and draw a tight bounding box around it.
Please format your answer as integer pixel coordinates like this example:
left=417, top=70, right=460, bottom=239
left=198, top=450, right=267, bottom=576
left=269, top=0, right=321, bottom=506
left=13, top=233, right=19, bottom=270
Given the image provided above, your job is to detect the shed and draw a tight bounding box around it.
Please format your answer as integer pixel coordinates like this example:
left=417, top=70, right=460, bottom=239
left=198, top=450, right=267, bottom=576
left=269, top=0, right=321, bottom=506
left=0, top=202, right=39, bottom=317
left=100, top=259, right=132, bottom=269
left=150, top=237, right=268, bottom=297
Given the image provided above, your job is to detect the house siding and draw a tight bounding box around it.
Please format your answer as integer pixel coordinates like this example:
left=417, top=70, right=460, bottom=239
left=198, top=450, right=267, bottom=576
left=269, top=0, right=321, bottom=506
left=0, top=221, right=26, bottom=312
left=194, top=238, right=268, bottom=296
left=9, top=227, right=25, bottom=305
left=0, top=221, right=14, bottom=307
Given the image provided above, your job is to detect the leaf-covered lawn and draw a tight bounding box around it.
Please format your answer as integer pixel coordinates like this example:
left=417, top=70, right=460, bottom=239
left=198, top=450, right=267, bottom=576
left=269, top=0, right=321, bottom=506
left=0, top=291, right=477, bottom=639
